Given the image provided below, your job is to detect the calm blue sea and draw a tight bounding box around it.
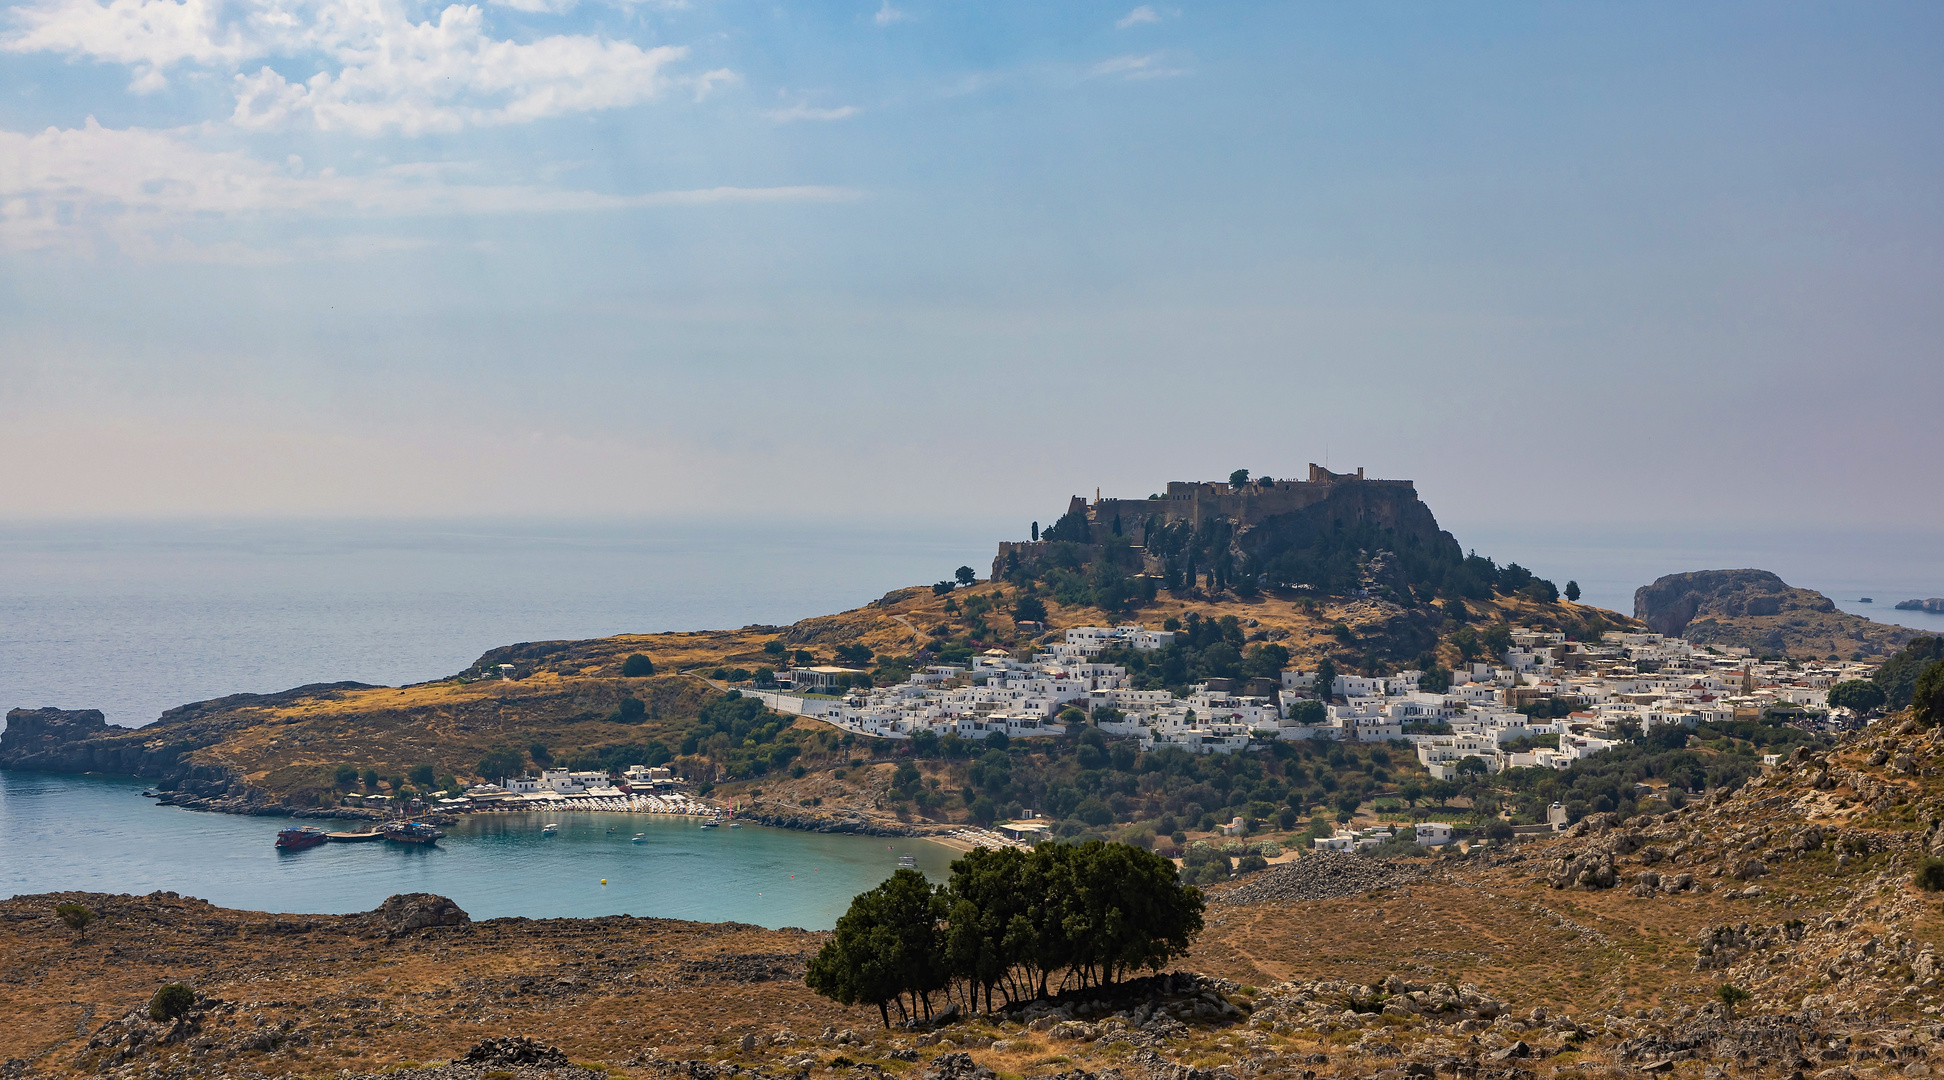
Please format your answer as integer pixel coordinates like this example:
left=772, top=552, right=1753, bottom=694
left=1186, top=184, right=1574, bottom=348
left=0, top=769, right=956, bottom=927
left=0, top=517, right=1936, bottom=922
left=0, top=519, right=1005, bottom=730
left=1459, top=525, right=1944, bottom=637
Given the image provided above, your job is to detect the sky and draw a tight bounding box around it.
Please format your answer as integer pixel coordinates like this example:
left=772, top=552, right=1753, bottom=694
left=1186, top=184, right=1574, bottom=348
left=1, top=1, right=1940, bottom=535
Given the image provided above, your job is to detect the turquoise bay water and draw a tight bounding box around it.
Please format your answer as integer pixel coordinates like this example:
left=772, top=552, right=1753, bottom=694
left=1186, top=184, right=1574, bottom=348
left=0, top=770, right=955, bottom=929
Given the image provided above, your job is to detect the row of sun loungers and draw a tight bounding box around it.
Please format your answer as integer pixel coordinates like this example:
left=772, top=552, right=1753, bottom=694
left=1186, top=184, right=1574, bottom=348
left=471, top=794, right=717, bottom=814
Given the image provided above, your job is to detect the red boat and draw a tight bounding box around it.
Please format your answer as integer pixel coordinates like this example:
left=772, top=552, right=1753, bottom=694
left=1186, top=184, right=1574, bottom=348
left=276, top=826, right=328, bottom=851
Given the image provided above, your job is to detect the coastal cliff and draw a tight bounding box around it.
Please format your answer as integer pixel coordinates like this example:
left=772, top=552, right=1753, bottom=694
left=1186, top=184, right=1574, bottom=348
left=0, top=684, right=377, bottom=813
left=1633, top=569, right=1914, bottom=658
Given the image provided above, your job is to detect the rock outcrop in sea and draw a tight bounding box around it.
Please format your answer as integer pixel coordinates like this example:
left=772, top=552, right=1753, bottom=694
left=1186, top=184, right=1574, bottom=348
left=1633, top=568, right=1915, bottom=657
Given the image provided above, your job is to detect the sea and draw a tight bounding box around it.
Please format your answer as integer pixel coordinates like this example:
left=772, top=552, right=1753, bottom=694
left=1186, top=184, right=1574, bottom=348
left=0, top=517, right=1938, bottom=925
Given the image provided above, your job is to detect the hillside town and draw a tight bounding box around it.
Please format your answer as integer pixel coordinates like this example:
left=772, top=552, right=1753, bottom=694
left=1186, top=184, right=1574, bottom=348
left=749, top=625, right=1874, bottom=783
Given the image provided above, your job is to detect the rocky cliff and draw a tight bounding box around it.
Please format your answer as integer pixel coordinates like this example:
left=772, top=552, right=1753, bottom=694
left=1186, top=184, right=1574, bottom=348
left=1634, top=569, right=1915, bottom=658
left=0, top=683, right=377, bottom=812
left=1233, top=479, right=1460, bottom=569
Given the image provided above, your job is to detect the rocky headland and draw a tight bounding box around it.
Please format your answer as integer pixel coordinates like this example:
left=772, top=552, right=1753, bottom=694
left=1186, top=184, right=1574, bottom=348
left=1634, top=569, right=1915, bottom=658
left=0, top=561, right=1634, bottom=826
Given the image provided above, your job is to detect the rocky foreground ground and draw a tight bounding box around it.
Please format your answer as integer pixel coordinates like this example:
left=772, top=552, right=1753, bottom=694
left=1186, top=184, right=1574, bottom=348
left=11, top=719, right=1944, bottom=1080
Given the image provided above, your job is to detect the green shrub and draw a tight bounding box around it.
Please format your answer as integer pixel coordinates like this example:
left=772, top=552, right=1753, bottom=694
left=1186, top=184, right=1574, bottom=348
left=149, top=983, right=196, bottom=1022
left=609, top=696, right=647, bottom=724
left=620, top=653, right=656, bottom=677
left=1916, top=858, right=1944, bottom=892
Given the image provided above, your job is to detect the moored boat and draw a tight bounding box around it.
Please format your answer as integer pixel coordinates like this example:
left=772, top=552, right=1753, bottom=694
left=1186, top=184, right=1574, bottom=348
left=542, top=823, right=560, bottom=835
left=380, top=820, right=443, bottom=845
left=276, top=826, right=328, bottom=851
left=325, top=830, right=384, bottom=843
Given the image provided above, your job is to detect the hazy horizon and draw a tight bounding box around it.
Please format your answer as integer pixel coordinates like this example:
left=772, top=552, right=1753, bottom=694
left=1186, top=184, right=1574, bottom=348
left=4, top=515, right=1940, bottom=731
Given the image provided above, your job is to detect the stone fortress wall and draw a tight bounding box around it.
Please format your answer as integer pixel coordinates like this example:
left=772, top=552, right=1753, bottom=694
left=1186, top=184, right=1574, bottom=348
left=993, top=464, right=1425, bottom=580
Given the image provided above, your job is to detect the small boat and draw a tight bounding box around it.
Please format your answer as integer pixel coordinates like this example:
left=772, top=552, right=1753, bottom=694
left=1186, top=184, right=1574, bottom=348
left=542, top=823, right=559, bottom=836
left=897, top=853, right=917, bottom=869
left=699, top=820, right=719, bottom=829
left=727, top=822, right=742, bottom=829
left=380, top=820, right=443, bottom=846
left=1860, top=598, right=1874, bottom=603
left=276, top=826, right=328, bottom=851
left=631, top=833, right=646, bottom=844
left=325, top=830, right=384, bottom=843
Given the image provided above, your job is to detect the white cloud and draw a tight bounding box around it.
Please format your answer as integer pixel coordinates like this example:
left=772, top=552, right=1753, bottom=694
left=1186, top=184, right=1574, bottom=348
left=872, top=0, right=905, bottom=26
left=690, top=67, right=740, bottom=102
left=765, top=102, right=858, bottom=123
left=1115, top=5, right=1159, bottom=28
left=127, top=64, right=169, bottom=93
left=0, top=118, right=861, bottom=258
left=1087, top=53, right=1186, bottom=80
left=228, top=23, right=688, bottom=135
left=487, top=0, right=576, bottom=14
left=5, top=0, right=721, bottom=133
left=5, top=0, right=262, bottom=68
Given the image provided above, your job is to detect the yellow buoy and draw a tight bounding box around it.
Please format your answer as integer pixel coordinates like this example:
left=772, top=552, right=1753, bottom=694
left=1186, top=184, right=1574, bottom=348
left=601, top=879, right=608, bottom=885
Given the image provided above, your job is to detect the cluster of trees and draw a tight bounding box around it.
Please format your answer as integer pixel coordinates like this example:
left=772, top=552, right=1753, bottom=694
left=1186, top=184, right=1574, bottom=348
left=1040, top=556, right=1160, bottom=614
left=1181, top=839, right=1271, bottom=883
left=762, top=640, right=821, bottom=667
left=805, top=841, right=1205, bottom=1025
left=891, top=720, right=1414, bottom=839
left=932, top=566, right=980, bottom=594
left=1096, top=612, right=1290, bottom=693
left=1819, top=638, right=1944, bottom=725
left=676, top=692, right=801, bottom=778
left=1146, top=519, right=1256, bottom=596
left=1873, top=638, right=1944, bottom=715
left=334, top=760, right=459, bottom=797
left=1829, top=679, right=1887, bottom=716
left=998, top=535, right=1158, bottom=615
left=1493, top=714, right=1822, bottom=825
